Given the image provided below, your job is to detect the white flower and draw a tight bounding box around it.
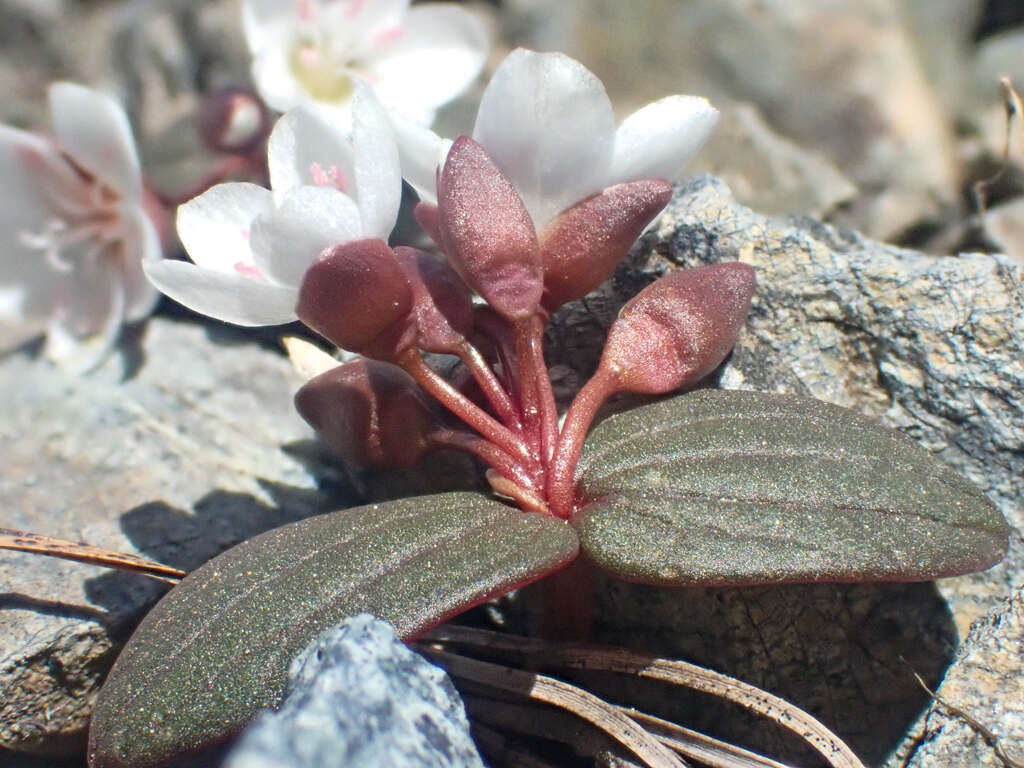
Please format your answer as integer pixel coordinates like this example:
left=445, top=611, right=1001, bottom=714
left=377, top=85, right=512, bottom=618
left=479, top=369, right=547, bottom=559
left=145, top=84, right=401, bottom=326
left=243, top=0, right=487, bottom=126
left=0, top=82, right=162, bottom=372
left=398, top=48, right=720, bottom=233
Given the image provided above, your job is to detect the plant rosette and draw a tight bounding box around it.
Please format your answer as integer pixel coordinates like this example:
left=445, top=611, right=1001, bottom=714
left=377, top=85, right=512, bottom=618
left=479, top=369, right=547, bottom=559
left=86, top=50, right=1010, bottom=768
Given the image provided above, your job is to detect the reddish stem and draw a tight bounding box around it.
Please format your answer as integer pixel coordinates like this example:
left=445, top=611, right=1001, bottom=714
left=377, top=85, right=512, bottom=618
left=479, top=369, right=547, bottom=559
left=456, top=340, right=521, bottom=431
left=428, top=429, right=539, bottom=493
left=546, top=365, right=620, bottom=519
left=519, top=316, right=558, bottom=467
left=397, top=349, right=537, bottom=471
left=540, top=556, right=594, bottom=640
left=474, top=309, right=520, bottom=407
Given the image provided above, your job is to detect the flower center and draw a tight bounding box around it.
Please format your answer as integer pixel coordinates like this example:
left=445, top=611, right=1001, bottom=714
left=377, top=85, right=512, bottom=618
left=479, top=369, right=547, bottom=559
left=18, top=152, right=125, bottom=273
left=289, top=40, right=356, bottom=103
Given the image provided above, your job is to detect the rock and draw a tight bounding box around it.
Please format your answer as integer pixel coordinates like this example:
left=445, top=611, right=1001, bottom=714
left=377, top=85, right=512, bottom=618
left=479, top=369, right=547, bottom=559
left=225, top=614, right=485, bottom=768
left=690, top=101, right=858, bottom=217
left=0, top=316, right=346, bottom=757
left=510, top=0, right=960, bottom=241
left=886, top=586, right=1024, bottom=768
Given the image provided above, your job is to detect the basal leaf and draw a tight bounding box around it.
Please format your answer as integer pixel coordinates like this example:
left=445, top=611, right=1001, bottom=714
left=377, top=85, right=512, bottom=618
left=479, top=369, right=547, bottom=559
left=89, top=492, right=578, bottom=768
left=573, top=390, right=1008, bottom=587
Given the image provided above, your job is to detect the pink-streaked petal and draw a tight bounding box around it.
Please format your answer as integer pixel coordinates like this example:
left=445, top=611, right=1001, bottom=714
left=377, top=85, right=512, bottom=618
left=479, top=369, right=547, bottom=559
left=0, top=125, right=64, bottom=251
left=609, top=96, right=719, bottom=186
left=388, top=111, right=449, bottom=204
left=144, top=259, right=298, bottom=326
left=267, top=107, right=356, bottom=203
left=322, top=0, right=410, bottom=54
left=350, top=84, right=401, bottom=239
left=473, top=49, right=616, bottom=230
left=176, top=182, right=274, bottom=273
left=48, top=82, right=143, bottom=200
left=367, top=5, right=487, bottom=117
left=250, top=185, right=362, bottom=286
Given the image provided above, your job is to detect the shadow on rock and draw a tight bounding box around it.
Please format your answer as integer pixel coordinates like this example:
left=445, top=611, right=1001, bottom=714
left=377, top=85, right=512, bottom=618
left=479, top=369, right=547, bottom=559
left=575, top=577, right=958, bottom=767
left=84, top=481, right=344, bottom=623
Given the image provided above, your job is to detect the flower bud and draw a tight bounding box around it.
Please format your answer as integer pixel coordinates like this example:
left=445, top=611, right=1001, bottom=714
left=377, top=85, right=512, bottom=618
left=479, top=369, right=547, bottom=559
left=599, top=262, right=756, bottom=394
left=437, top=136, right=542, bottom=320
left=296, top=238, right=415, bottom=359
left=539, top=179, right=672, bottom=312
left=392, top=246, right=473, bottom=355
left=295, top=359, right=437, bottom=469
left=197, top=88, right=270, bottom=154
left=413, top=202, right=442, bottom=247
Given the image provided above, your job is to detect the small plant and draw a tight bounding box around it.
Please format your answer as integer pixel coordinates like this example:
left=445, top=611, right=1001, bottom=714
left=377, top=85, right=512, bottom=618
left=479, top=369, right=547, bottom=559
left=76, top=50, right=1008, bottom=768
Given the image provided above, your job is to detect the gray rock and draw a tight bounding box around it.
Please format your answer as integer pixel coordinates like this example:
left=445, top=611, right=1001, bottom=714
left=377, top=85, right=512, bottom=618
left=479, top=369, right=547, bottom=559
left=886, top=586, right=1024, bottom=768
left=0, top=317, right=345, bottom=757
left=225, top=614, right=485, bottom=768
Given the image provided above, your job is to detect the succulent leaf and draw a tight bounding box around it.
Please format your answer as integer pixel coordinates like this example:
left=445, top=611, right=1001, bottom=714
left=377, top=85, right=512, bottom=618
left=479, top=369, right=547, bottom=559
left=88, top=493, right=579, bottom=768
left=573, top=389, right=1009, bottom=586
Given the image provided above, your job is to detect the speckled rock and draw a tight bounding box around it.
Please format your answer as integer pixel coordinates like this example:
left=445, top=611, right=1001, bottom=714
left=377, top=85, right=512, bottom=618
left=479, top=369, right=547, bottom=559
left=0, top=317, right=345, bottom=758
left=225, top=615, right=485, bottom=768
left=886, top=587, right=1024, bottom=768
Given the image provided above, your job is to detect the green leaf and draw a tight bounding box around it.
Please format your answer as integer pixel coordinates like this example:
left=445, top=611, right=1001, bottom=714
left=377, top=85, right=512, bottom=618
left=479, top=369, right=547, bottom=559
left=573, top=390, right=1008, bottom=587
left=89, top=492, right=578, bottom=768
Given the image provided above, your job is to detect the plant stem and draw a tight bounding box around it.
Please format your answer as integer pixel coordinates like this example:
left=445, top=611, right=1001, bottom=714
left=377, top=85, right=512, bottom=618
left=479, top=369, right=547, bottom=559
left=456, top=340, right=521, bottom=431
left=397, top=348, right=537, bottom=469
left=428, top=429, right=539, bottom=493
left=546, top=366, right=619, bottom=519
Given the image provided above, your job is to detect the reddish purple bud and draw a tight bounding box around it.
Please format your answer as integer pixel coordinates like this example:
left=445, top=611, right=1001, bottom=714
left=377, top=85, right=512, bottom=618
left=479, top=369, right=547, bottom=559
left=539, top=179, right=672, bottom=312
left=437, top=135, right=542, bottom=320
left=295, top=360, right=437, bottom=469
left=296, top=238, right=415, bottom=359
left=392, top=246, right=474, bottom=355
left=197, top=87, right=270, bottom=154
left=599, top=262, right=756, bottom=394
left=413, top=202, right=442, bottom=248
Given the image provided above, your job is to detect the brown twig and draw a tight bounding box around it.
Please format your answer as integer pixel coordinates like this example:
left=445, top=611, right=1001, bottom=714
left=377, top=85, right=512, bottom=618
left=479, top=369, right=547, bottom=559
left=973, top=76, right=1024, bottom=215
left=911, top=671, right=1024, bottom=768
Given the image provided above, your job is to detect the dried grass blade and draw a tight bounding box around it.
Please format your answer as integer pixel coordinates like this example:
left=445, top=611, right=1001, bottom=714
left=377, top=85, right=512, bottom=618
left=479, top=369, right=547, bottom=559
left=421, top=646, right=687, bottom=768
left=0, top=528, right=185, bottom=582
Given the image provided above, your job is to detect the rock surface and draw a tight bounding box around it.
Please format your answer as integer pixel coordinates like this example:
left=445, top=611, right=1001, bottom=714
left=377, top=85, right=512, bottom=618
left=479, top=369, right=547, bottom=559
left=225, top=614, right=485, bottom=768
left=0, top=317, right=345, bottom=759
left=886, top=586, right=1024, bottom=768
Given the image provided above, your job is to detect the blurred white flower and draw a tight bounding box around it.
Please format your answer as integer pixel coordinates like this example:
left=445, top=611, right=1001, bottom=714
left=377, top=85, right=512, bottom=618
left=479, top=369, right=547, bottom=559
left=243, top=0, right=487, bottom=125
left=0, top=82, right=162, bottom=372
left=397, top=48, right=720, bottom=232
left=145, top=84, right=401, bottom=326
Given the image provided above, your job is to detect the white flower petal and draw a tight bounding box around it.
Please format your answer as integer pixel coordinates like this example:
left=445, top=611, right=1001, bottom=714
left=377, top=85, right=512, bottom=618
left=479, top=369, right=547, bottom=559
left=367, top=5, right=487, bottom=118
left=120, top=205, right=163, bottom=322
left=251, top=45, right=310, bottom=114
left=350, top=84, right=400, bottom=239
left=145, top=259, right=298, bottom=326
left=388, top=111, right=449, bottom=204
left=323, top=0, right=410, bottom=53
left=250, top=185, right=363, bottom=287
left=267, top=107, right=356, bottom=203
left=176, top=182, right=274, bottom=273
left=472, top=49, right=616, bottom=229
left=609, top=96, right=719, bottom=185
left=48, top=82, right=142, bottom=200
left=241, top=0, right=295, bottom=54
left=44, top=256, right=125, bottom=373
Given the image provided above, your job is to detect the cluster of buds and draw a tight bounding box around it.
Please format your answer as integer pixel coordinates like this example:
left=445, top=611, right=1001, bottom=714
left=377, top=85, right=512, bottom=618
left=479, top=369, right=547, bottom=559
left=294, top=135, right=755, bottom=519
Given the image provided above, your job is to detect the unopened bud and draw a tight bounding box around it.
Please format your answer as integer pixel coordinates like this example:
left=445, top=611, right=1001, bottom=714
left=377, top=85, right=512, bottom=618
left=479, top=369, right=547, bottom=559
left=600, top=262, right=756, bottom=394
left=197, top=87, right=270, bottom=154
left=392, top=246, right=473, bottom=354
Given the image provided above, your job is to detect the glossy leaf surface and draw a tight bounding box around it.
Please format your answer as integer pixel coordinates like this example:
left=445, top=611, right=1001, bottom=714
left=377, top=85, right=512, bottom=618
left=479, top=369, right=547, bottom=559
left=573, top=390, right=1009, bottom=586
left=89, top=493, right=579, bottom=768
